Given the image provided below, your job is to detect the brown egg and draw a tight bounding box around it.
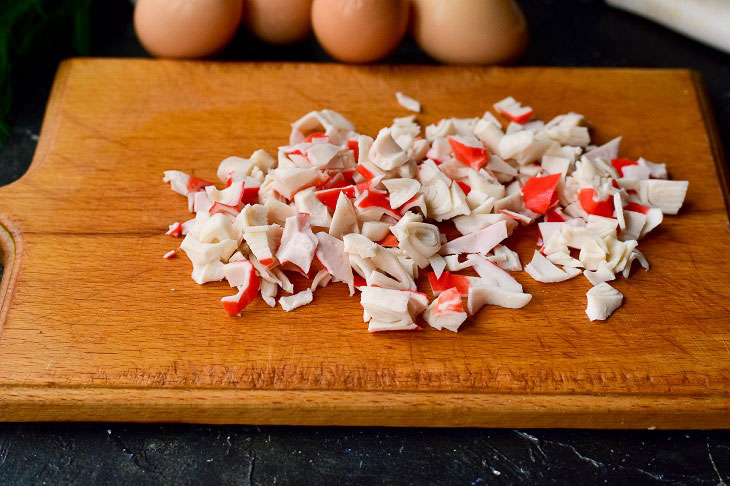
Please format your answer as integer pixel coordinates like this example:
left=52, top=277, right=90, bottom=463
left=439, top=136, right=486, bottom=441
left=244, top=0, right=313, bottom=45
left=134, top=0, right=243, bottom=58
left=411, top=0, right=528, bottom=64
left=312, top=0, right=409, bottom=63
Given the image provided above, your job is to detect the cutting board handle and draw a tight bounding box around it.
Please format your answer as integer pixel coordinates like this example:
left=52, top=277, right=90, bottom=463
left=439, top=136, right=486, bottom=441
left=0, top=219, right=18, bottom=333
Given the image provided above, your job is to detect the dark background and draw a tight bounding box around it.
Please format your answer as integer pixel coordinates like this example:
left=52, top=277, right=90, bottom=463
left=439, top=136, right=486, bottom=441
left=1, top=0, right=729, bottom=484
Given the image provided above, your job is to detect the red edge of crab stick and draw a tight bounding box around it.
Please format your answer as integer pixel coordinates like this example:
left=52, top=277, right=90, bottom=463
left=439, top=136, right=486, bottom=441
left=579, top=188, right=615, bottom=218
left=221, top=264, right=260, bottom=317
left=186, top=176, right=214, bottom=193
left=428, top=271, right=471, bottom=297
left=521, top=173, right=561, bottom=214
left=447, top=136, right=490, bottom=170
left=611, top=158, right=639, bottom=177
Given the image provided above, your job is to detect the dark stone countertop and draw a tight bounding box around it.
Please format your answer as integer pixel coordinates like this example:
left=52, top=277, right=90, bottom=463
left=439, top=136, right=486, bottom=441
left=1, top=1, right=729, bottom=484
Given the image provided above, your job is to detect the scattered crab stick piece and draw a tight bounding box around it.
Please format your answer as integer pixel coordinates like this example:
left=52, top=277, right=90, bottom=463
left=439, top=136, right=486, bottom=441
left=428, top=271, right=472, bottom=297
left=163, top=170, right=214, bottom=196
left=441, top=220, right=508, bottom=256
left=578, top=188, right=615, bottom=218
left=585, top=282, right=623, bottom=321
left=447, top=136, right=490, bottom=170
left=395, top=91, right=421, bottom=113
left=521, top=173, right=561, bottom=214
left=221, top=262, right=260, bottom=317
left=165, top=222, right=183, bottom=237
left=163, top=250, right=177, bottom=259
left=280, top=289, right=314, bottom=312
left=423, top=287, right=467, bottom=332
left=493, top=96, right=533, bottom=124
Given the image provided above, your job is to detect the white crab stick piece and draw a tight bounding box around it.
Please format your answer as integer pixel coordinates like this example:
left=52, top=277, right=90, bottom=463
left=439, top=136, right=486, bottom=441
left=294, top=188, right=332, bottom=228
left=638, top=180, right=688, bottom=214
left=390, top=212, right=441, bottom=268
left=361, top=221, right=392, bottom=241
left=360, top=286, right=419, bottom=332
left=493, top=96, right=533, bottom=124
left=383, top=178, right=421, bottom=209
left=311, top=269, right=332, bottom=290
left=441, top=220, right=508, bottom=256
left=343, top=233, right=377, bottom=258
left=466, top=254, right=523, bottom=292
left=525, top=250, right=581, bottom=283
left=260, top=279, right=278, bottom=307
left=369, top=128, right=410, bottom=171
left=289, top=109, right=356, bottom=146
left=163, top=170, right=213, bottom=196
left=467, top=284, right=532, bottom=314
left=395, top=91, right=421, bottom=113
left=423, top=287, right=467, bottom=332
left=583, top=136, right=621, bottom=163
left=583, top=260, right=616, bottom=286
left=179, top=234, right=238, bottom=266
left=316, top=232, right=355, bottom=295
left=276, top=213, right=318, bottom=274
left=271, top=167, right=323, bottom=199
left=205, top=181, right=244, bottom=207
left=585, top=282, right=623, bottom=321
left=329, top=192, right=359, bottom=239
left=223, top=259, right=258, bottom=287
left=489, top=245, right=522, bottom=271
left=280, top=289, right=314, bottom=312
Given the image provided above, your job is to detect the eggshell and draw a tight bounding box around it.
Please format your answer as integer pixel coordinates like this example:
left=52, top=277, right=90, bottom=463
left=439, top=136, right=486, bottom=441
left=411, top=0, right=528, bottom=64
left=244, top=0, right=313, bottom=44
left=312, top=0, right=409, bottom=63
left=134, top=0, right=243, bottom=58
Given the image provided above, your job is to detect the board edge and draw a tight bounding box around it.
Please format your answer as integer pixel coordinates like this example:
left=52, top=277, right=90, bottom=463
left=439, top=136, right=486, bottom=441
left=691, top=70, right=730, bottom=223
left=1, top=386, right=730, bottom=429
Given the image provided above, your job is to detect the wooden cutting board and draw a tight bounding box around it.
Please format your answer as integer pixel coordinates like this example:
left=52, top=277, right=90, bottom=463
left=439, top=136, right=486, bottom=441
left=0, top=60, right=728, bottom=428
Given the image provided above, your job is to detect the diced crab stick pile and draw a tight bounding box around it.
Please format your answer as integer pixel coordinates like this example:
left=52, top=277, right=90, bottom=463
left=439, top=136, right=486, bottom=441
left=163, top=95, right=688, bottom=330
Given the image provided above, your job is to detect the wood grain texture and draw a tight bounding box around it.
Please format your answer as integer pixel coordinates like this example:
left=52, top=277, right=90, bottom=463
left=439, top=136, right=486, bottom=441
left=0, top=59, right=728, bottom=427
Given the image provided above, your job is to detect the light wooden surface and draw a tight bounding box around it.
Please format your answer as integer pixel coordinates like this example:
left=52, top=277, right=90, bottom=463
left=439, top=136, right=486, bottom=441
left=0, top=59, right=728, bottom=428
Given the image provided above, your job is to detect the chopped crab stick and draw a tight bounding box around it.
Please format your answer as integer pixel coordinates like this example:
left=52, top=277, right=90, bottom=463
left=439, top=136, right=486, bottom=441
left=423, top=287, right=467, bottom=332
left=164, top=97, right=687, bottom=324
left=467, top=284, right=532, bottom=313
left=521, top=173, right=561, bottom=214
left=428, top=271, right=472, bottom=297
left=524, top=250, right=581, bottom=283
left=493, top=96, right=533, bottom=124
left=578, top=188, right=615, bottom=218
left=280, top=289, right=314, bottom=312
left=206, top=181, right=244, bottom=207
left=585, top=282, right=623, bottom=321
left=221, top=262, right=260, bottom=317
left=163, top=250, right=177, bottom=259
left=466, top=254, right=523, bottom=292
left=447, top=136, right=490, bottom=170
left=315, top=232, right=355, bottom=295
left=441, top=220, right=508, bottom=256
left=166, top=222, right=183, bottom=237
left=276, top=213, right=318, bottom=274
left=163, top=170, right=213, bottom=196
left=395, top=91, right=421, bottom=113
